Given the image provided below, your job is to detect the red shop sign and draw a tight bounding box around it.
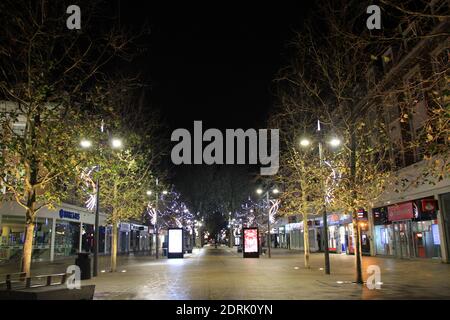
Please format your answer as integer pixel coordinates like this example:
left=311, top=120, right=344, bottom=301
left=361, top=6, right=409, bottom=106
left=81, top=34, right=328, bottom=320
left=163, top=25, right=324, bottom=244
left=388, top=202, right=414, bottom=221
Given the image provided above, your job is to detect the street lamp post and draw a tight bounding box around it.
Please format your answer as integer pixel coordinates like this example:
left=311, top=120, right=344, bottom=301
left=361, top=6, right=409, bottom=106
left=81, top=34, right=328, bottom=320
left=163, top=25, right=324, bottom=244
left=93, top=174, right=100, bottom=277
left=228, top=212, right=233, bottom=248
left=80, top=136, right=123, bottom=277
left=299, top=120, right=340, bottom=275
left=265, top=191, right=271, bottom=258
left=155, top=179, right=160, bottom=259
left=256, top=187, right=279, bottom=258
left=318, top=137, right=331, bottom=275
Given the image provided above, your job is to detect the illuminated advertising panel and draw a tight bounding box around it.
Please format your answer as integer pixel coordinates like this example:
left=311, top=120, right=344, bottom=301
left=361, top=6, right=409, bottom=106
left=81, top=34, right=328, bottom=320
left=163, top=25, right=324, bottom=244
left=168, top=228, right=184, bottom=258
left=243, top=228, right=259, bottom=258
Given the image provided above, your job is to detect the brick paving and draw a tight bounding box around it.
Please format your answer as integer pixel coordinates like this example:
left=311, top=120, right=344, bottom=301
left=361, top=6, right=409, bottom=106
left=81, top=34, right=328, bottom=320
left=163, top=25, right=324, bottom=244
left=1, top=246, right=450, bottom=299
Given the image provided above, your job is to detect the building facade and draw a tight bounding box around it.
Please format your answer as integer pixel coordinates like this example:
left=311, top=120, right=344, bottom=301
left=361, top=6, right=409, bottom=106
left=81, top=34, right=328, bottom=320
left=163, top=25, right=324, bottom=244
left=0, top=201, right=152, bottom=264
left=364, top=3, right=450, bottom=262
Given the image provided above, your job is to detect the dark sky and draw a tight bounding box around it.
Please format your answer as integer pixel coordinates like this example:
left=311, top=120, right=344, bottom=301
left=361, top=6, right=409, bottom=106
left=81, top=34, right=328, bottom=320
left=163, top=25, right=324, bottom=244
left=112, top=2, right=317, bottom=193
left=118, top=2, right=314, bottom=131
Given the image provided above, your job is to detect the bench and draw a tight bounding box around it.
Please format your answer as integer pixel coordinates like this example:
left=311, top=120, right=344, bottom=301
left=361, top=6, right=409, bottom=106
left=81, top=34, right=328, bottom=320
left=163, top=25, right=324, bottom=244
left=0, top=272, right=95, bottom=300
left=0, top=272, right=27, bottom=289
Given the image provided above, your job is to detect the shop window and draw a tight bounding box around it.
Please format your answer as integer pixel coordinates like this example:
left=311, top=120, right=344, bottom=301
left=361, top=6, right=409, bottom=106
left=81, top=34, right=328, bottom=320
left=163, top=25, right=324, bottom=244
left=375, top=225, right=395, bottom=256
left=81, top=223, right=94, bottom=253
left=0, top=215, right=26, bottom=262
left=55, top=221, right=80, bottom=257
left=98, top=226, right=106, bottom=253
left=412, top=220, right=441, bottom=259
left=32, top=217, right=52, bottom=261
left=0, top=216, right=52, bottom=262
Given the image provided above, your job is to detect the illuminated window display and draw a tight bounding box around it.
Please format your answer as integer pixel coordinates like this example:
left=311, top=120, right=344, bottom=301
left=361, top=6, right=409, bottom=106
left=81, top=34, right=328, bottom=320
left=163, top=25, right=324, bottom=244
left=1, top=216, right=51, bottom=262
left=81, top=223, right=94, bottom=253
left=33, top=217, right=52, bottom=261
left=373, top=198, right=442, bottom=259
left=55, top=221, right=80, bottom=257
left=0, top=202, right=110, bottom=262
left=0, top=215, right=26, bottom=262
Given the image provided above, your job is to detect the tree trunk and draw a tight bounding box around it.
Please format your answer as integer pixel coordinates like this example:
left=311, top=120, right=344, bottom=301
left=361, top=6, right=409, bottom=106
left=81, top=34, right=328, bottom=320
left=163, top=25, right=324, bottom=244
left=111, top=221, right=118, bottom=272
left=353, top=214, right=363, bottom=284
left=21, top=110, right=40, bottom=277
left=303, top=213, right=310, bottom=268
left=21, top=190, right=37, bottom=277
left=21, top=217, right=35, bottom=276
left=302, top=192, right=310, bottom=268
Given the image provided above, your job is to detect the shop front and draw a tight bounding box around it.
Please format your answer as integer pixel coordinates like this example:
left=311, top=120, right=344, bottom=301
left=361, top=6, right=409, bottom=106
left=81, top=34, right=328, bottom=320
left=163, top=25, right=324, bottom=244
left=373, top=197, right=442, bottom=259
left=0, top=201, right=107, bottom=263
left=322, top=212, right=370, bottom=256
left=0, top=215, right=53, bottom=262
left=285, top=221, right=319, bottom=252
left=277, top=226, right=288, bottom=249
left=327, top=214, right=341, bottom=253
left=130, top=223, right=150, bottom=254
left=119, top=222, right=131, bottom=254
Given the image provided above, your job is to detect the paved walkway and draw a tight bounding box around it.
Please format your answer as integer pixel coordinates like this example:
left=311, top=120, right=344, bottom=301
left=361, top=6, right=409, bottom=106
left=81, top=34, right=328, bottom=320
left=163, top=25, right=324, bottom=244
left=2, top=246, right=450, bottom=299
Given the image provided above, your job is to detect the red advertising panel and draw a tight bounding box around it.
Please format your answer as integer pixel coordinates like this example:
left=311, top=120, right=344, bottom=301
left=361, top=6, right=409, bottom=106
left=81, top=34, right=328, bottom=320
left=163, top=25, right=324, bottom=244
left=243, top=228, right=259, bottom=258
left=388, top=202, right=414, bottom=221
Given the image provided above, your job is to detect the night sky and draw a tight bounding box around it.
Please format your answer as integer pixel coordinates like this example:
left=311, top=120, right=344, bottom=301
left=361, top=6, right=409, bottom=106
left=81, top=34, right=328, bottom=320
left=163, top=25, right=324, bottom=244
left=110, top=2, right=317, bottom=191
left=118, top=2, right=314, bottom=131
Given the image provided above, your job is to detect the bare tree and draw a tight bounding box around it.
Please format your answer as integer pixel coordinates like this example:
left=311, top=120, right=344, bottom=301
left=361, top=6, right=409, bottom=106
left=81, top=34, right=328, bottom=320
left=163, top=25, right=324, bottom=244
left=0, top=0, right=144, bottom=275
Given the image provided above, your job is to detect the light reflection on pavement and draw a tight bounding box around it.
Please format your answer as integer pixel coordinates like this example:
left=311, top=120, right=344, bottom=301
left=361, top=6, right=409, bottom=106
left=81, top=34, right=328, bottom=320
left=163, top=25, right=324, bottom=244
left=76, top=245, right=450, bottom=300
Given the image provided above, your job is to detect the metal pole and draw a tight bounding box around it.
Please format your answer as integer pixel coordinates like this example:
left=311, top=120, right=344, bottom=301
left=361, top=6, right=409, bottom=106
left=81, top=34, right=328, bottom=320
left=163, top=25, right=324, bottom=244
left=155, top=191, right=159, bottom=259
left=319, top=139, right=330, bottom=275
left=266, top=191, right=271, bottom=258
left=93, top=177, right=99, bottom=277
left=229, top=214, right=232, bottom=248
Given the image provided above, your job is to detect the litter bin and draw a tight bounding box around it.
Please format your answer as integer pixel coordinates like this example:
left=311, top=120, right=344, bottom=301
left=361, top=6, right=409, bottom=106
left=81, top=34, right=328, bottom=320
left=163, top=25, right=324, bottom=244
left=75, top=252, right=91, bottom=280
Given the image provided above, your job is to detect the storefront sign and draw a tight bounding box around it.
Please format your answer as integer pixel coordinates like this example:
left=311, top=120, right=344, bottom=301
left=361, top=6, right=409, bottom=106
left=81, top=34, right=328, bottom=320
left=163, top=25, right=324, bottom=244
left=119, top=223, right=131, bottom=232
left=329, top=214, right=340, bottom=225
left=243, top=228, right=259, bottom=258
left=373, top=206, right=389, bottom=225
left=357, top=209, right=368, bottom=221
left=388, top=202, right=414, bottom=221
left=168, top=228, right=183, bottom=258
left=326, top=214, right=352, bottom=226
left=340, top=214, right=352, bottom=225
left=131, top=224, right=147, bottom=231
left=59, top=209, right=80, bottom=221
left=421, top=199, right=437, bottom=213
left=286, top=223, right=301, bottom=231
